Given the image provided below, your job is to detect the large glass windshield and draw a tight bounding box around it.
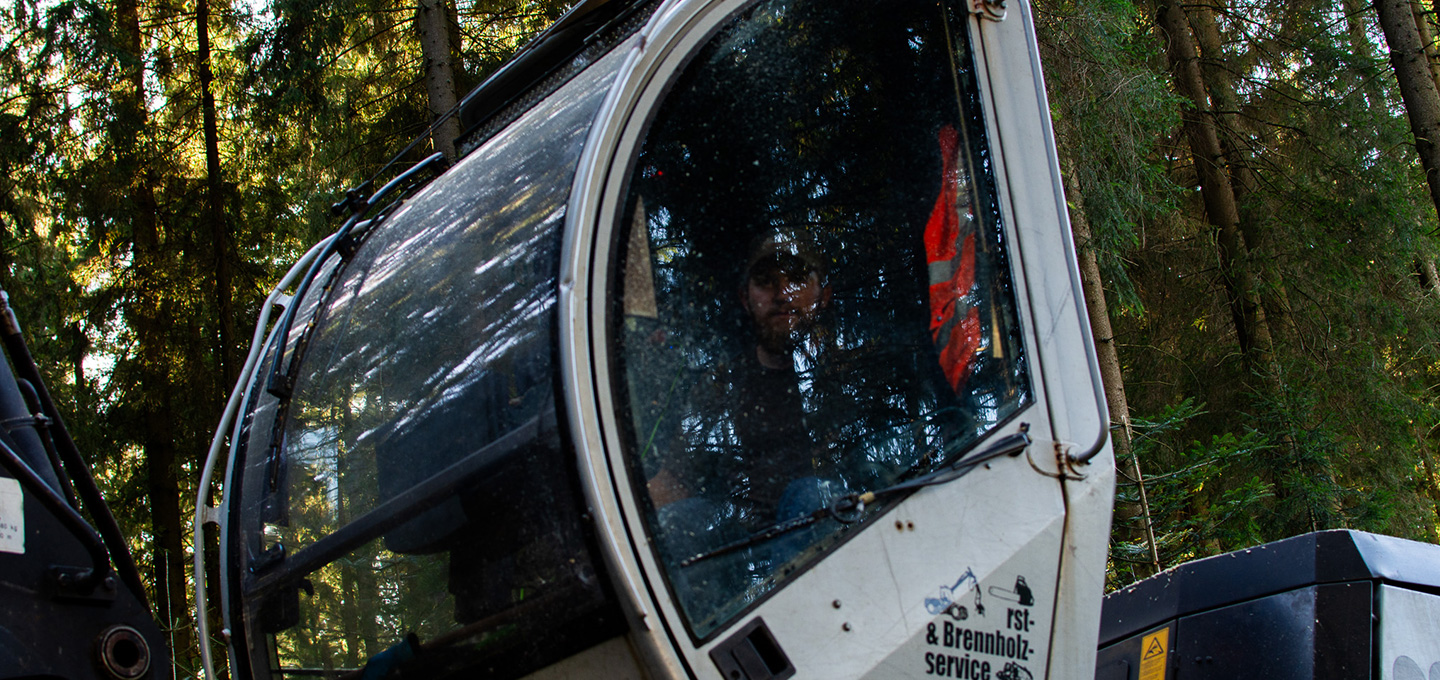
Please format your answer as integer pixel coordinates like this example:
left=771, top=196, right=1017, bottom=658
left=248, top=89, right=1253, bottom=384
left=615, top=0, right=1029, bottom=639
left=235, top=46, right=628, bottom=679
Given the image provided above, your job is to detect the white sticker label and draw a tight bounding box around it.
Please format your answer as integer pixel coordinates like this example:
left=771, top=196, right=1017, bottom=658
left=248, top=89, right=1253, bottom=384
left=0, top=476, right=23, bottom=554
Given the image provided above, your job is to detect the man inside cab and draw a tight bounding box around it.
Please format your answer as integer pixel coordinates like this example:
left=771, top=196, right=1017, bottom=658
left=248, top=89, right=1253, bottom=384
left=647, top=229, right=848, bottom=559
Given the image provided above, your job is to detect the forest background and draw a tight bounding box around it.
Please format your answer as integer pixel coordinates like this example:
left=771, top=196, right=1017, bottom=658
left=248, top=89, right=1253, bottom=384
left=4, top=0, right=1440, bottom=674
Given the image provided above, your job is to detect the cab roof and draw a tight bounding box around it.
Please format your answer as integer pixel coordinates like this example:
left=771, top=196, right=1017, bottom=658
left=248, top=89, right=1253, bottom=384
left=455, top=0, right=652, bottom=150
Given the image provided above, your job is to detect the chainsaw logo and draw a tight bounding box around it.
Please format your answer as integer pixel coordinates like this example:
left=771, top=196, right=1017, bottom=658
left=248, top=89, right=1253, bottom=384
left=996, top=662, right=1034, bottom=680
left=988, top=575, right=1034, bottom=607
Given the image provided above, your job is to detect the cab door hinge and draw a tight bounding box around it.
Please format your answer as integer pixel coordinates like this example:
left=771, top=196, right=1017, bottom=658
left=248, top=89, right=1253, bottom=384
left=971, top=0, right=1007, bottom=21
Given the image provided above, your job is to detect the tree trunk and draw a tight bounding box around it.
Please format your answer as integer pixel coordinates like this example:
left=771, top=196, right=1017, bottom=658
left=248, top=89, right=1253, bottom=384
left=1377, top=0, right=1440, bottom=226
left=1062, top=154, right=1159, bottom=576
left=1188, top=1, right=1255, bottom=200
left=1418, top=258, right=1440, bottom=297
left=1420, top=438, right=1440, bottom=541
left=198, top=0, right=237, bottom=390
left=143, top=371, right=189, bottom=654
left=116, top=0, right=193, bottom=657
left=1408, top=4, right=1440, bottom=544
left=417, top=0, right=462, bottom=161
left=1188, top=0, right=1295, bottom=339
left=1348, top=0, right=1377, bottom=57
left=197, top=2, right=237, bottom=663
left=1155, top=0, right=1273, bottom=364
left=1412, top=0, right=1440, bottom=94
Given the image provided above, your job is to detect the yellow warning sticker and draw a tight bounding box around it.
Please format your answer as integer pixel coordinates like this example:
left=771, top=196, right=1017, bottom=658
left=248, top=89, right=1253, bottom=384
left=1138, top=627, right=1169, bottom=680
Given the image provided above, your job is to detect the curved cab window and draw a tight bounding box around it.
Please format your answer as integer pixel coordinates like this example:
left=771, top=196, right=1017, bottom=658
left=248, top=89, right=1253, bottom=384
left=237, top=49, right=627, bottom=679
left=615, top=0, right=1030, bottom=638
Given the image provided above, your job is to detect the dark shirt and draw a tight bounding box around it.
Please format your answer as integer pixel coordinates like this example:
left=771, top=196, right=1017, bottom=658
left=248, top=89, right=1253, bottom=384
left=724, top=358, right=817, bottom=526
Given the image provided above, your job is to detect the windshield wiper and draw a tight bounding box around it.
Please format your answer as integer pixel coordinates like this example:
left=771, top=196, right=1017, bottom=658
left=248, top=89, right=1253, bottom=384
left=266, top=151, right=450, bottom=400
left=680, top=425, right=1030, bottom=567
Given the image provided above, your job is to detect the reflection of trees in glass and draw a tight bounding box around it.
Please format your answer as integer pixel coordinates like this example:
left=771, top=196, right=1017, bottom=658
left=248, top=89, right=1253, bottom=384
left=263, top=231, right=571, bottom=668
left=632, top=0, right=1026, bottom=440
left=620, top=0, right=1030, bottom=637
left=268, top=387, right=445, bottom=670
left=241, top=51, right=629, bottom=678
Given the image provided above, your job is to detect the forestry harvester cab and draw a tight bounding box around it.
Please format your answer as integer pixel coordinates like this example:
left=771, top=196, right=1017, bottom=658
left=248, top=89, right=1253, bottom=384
left=193, top=1, right=1115, bottom=677
left=2, top=0, right=1437, bottom=679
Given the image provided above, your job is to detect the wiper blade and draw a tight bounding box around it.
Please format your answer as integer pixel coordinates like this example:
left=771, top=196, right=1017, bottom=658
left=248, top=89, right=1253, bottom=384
left=680, top=425, right=1030, bottom=567
left=852, top=425, right=1031, bottom=503
left=266, top=151, right=451, bottom=400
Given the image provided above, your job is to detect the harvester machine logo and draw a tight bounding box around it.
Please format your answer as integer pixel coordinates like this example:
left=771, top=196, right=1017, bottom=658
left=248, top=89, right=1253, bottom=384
left=924, top=567, right=985, bottom=620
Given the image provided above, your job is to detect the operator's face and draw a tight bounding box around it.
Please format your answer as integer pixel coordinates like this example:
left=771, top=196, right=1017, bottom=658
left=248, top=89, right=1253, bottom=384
left=741, top=257, right=830, bottom=357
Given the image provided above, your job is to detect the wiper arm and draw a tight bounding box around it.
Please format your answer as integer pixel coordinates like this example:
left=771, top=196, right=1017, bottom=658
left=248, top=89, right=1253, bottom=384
left=680, top=425, right=1030, bottom=567
left=845, top=424, right=1031, bottom=508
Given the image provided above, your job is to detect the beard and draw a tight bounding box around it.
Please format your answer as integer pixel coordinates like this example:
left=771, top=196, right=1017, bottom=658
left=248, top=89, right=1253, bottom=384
left=753, top=311, right=819, bottom=358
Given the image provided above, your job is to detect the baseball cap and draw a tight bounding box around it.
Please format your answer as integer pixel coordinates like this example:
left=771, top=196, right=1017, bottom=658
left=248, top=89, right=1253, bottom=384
left=743, top=228, right=828, bottom=283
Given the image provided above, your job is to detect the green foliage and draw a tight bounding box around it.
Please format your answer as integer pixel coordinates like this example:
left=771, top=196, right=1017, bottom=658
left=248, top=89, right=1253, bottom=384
left=1108, top=399, right=1274, bottom=588
left=1036, top=0, right=1183, bottom=315
left=1044, top=0, right=1440, bottom=591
